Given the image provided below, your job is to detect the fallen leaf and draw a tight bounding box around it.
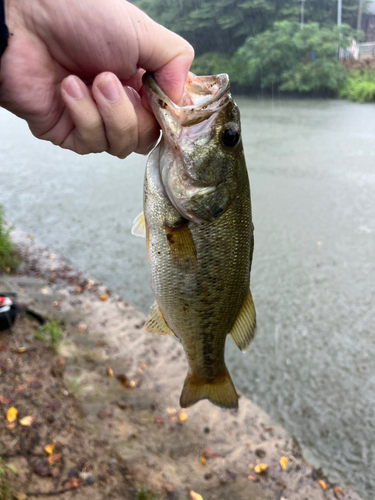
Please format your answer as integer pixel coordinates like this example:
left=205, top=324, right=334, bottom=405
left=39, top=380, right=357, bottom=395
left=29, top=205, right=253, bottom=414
left=254, top=463, right=268, bottom=474
left=5, top=266, right=10, bottom=273
left=107, top=367, right=113, bottom=377
left=6, top=464, right=17, bottom=474
left=15, top=493, right=27, bottom=500
left=75, top=287, right=82, bottom=294
left=178, top=409, right=188, bottom=423
left=53, top=301, right=59, bottom=307
left=47, top=453, right=62, bottom=465
left=279, top=456, right=288, bottom=470
left=264, top=426, right=274, bottom=432
left=16, top=347, right=29, bottom=353
left=50, top=254, right=56, bottom=260
left=99, top=294, right=108, bottom=301
left=166, top=408, right=177, bottom=416
left=15, top=385, right=25, bottom=393
left=190, top=491, right=203, bottom=500
left=40, top=288, right=48, bottom=295
left=19, top=416, right=35, bottom=426
left=0, top=395, right=11, bottom=405
left=57, top=357, right=65, bottom=366
left=67, top=478, right=79, bottom=489
left=333, top=487, right=344, bottom=500
left=44, top=443, right=54, bottom=455
left=200, top=452, right=206, bottom=466
left=78, top=323, right=87, bottom=333
left=6, top=423, right=16, bottom=430
left=248, top=475, right=259, bottom=482
left=318, top=479, right=327, bottom=490
left=6, top=407, right=18, bottom=422
left=129, top=380, right=137, bottom=388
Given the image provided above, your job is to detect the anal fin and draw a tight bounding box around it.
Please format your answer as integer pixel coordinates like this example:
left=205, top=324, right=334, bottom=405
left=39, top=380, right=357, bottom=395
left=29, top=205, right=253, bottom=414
left=144, top=301, right=174, bottom=336
left=229, top=289, right=256, bottom=353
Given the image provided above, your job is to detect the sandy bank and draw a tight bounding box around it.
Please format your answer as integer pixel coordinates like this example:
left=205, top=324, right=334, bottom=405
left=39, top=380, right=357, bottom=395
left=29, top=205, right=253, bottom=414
left=0, top=229, right=364, bottom=500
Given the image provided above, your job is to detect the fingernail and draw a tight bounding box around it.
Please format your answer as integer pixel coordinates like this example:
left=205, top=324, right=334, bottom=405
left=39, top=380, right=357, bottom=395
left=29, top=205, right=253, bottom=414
left=124, top=86, right=139, bottom=107
left=98, top=75, right=121, bottom=103
left=65, top=76, right=85, bottom=100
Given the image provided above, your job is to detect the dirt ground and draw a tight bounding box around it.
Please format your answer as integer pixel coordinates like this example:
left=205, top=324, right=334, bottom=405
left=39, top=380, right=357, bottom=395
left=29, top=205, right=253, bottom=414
left=0, top=315, right=140, bottom=500
left=0, top=230, right=366, bottom=500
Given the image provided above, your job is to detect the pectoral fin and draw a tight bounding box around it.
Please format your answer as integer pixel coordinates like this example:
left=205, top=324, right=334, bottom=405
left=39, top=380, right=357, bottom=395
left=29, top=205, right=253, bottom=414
left=229, top=290, right=256, bottom=352
left=132, top=211, right=150, bottom=260
left=144, top=301, right=174, bottom=336
left=165, top=224, right=197, bottom=273
left=131, top=212, right=146, bottom=238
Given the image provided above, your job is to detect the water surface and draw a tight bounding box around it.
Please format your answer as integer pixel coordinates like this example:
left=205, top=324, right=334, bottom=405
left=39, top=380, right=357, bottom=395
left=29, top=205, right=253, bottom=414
left=0, top=97, right=374, bottom=498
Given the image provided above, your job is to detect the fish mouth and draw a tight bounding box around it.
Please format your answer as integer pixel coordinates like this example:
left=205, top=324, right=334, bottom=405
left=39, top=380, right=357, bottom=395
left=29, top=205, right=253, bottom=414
left=142, top=72, right=230, bottom=134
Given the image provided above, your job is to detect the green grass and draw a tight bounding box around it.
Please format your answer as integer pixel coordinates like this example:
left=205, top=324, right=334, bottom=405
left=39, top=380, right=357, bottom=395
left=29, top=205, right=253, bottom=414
left=34, top=320, right=64, bottom=348
left=340, top=69, right=375, bottom=103
left=0, top=457, right=17, bottom=500
left=0, top=206, right=19, bottom=273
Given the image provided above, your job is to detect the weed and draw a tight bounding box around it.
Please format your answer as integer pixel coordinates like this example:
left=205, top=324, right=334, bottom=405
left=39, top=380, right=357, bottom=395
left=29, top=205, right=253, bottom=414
left=133, top=485, right=159, bottom=500
left=0, top=206, right=19, bottom=273
left=0, top=457, right=17, bottom=500
left=34, top=320, right=64, bottom=348
left=339, top=68, right=375, bottom=102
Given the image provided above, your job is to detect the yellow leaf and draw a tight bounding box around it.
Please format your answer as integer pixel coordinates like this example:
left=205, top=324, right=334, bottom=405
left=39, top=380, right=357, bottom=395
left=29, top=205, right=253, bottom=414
left=44, top=443, right=54, bottom=455
left=254, top=463, right=268, bottom=474
left=279, top=456, right=288, bottom=470
left=318, top=479, right=327, bottom=490
left=190, top=491, right=203, bottom=500
left=6, top=407, right=18, bottom=422
left=99, top=294, right=108, bottom=301
left=107, top=367, right=113, bottom=377
left=19, top=416, right=34, bottom=426
left=200, top=453, right=206, bottom=466
left=178, top=409, right=188, bottom=422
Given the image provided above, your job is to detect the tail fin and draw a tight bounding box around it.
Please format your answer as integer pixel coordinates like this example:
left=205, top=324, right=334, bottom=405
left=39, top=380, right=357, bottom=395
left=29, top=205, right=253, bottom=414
left=180, top=368, right=238, bottom=409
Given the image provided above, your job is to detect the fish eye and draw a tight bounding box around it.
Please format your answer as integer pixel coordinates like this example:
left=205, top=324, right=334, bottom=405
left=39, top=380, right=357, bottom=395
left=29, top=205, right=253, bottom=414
left=221, top=128, right=240, bottom=148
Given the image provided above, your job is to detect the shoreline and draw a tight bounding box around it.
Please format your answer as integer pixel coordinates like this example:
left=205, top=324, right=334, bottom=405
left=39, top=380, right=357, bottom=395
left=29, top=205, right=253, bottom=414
left=1, top=228, right=364, bottom=500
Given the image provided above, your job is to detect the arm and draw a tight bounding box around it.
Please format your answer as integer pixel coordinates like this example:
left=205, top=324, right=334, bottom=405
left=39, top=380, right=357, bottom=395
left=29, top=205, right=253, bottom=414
left=0, top=0, right=194, bottom=157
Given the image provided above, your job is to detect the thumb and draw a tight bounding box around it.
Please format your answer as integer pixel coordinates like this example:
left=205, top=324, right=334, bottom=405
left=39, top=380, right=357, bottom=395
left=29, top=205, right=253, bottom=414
left=128, top=3, right=194, bottom=104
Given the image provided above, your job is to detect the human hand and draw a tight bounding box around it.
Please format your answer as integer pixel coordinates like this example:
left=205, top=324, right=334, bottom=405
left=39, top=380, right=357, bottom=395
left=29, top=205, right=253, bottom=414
left=0, top=0, right=194, bottom=157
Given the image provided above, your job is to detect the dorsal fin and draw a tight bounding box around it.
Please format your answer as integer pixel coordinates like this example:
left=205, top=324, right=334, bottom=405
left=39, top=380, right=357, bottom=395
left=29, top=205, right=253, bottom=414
left=131, top=212, right=146, bottom=238
left=229, top=290, right=256, bottom=352
left=144, top=301, right=174, bottom=335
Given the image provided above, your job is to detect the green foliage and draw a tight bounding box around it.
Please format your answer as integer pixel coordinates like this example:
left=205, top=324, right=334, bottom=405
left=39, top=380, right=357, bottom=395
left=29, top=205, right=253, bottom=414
left=0, top=207, right=19, bottom=273
left=132, top=485, right=158, bottom=500
left=339, top=69, right=375, bottom=102
left=34, top=320, right=64, bottom=348
left=236, top=21, right=356, bottom=92
left=0, top=457, right=17, bottom=500
left=131, top=0, right=359, bottom=56
left=132, top=0, right=275, bottom=54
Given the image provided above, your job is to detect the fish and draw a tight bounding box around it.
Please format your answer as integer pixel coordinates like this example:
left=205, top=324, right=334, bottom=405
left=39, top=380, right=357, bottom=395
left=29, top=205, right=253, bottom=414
left=132, top=71, right=256, bottom=409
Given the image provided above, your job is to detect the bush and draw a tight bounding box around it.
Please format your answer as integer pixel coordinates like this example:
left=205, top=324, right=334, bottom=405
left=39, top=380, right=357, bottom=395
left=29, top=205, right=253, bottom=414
left=339, top=69, right=375, bottom=102
left=0, top=207, right=19, bottom=272
left=235, top=21, right=360, bottom=93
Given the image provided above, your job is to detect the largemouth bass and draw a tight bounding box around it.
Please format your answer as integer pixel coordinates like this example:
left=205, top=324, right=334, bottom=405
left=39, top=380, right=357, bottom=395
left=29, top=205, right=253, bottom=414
left=133, top=72, right=256, bottom=409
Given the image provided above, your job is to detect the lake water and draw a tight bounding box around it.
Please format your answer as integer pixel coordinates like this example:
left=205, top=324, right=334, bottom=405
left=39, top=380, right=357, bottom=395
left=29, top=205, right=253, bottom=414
left=1, top=97, right=374, bottom=498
